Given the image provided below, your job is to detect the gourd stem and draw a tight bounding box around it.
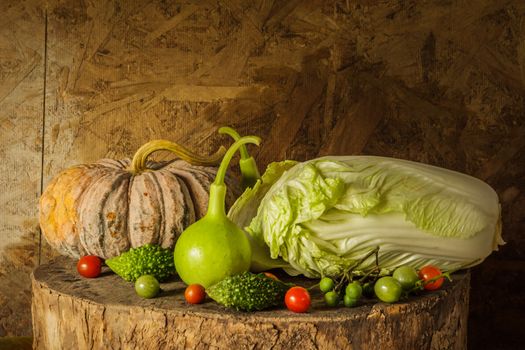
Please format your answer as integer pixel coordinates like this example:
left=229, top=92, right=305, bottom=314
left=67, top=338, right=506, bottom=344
left=207, top=136, right=261, bottom=217
left=129, top=140, right=226, bottom=174
left=218, top=127, right=250, bottom=159
left=213, top=136, right=261, bottom=187
left=219, top=127, right=261, bottom=189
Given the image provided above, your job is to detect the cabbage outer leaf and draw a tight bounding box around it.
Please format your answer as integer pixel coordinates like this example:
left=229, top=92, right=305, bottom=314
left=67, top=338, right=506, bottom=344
left=238, top=157, right=501, bottom=278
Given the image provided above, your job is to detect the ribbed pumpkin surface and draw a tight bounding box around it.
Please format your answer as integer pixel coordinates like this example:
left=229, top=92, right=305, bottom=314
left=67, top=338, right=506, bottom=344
left=39, top=158, right=240, bottom=259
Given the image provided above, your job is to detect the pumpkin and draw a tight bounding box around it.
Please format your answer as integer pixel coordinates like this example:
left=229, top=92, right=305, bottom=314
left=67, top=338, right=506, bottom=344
left=39, top=140, right=241, bottom=259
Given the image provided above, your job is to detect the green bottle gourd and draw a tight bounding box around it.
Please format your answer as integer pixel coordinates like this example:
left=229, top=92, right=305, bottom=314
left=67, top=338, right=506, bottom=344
left=174, top=136, right=261, bottom=288
left=218, top=126, right=260, bottom=190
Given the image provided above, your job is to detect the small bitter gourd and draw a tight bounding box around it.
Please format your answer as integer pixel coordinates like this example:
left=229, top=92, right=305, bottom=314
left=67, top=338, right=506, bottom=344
left=206, top=272, right=290, bottom=311
left=105, top=244, right=175, bottom=282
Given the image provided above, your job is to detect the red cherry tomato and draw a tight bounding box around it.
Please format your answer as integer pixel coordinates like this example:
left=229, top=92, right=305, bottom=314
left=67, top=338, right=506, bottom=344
left=263, top=272, right=279, bottom=281
left=418, top=265, right=444, bottom=291
left=285, top=286, right=311, bottom=313
left=185, top=284, right=206, bottom=304
left=77, top=255, right=102, bottom=278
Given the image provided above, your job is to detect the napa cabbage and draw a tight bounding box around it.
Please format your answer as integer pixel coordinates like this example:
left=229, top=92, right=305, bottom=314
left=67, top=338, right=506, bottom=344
left=228, top=156, right=503, bottom=278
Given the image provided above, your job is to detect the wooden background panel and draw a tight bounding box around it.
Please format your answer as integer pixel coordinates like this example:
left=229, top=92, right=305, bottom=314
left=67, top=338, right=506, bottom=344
left=0, top=0, right=45, bottom=337
left=43, top=0, right=263, bottom=177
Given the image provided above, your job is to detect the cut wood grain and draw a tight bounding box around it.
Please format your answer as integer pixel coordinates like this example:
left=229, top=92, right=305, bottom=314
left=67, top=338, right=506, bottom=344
left=32, top=257, right=469, bottom=350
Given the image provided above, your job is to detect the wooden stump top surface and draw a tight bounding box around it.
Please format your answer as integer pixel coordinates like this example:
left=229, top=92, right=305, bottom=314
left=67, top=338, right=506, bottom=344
left=32, top=256, right=468, bottom=321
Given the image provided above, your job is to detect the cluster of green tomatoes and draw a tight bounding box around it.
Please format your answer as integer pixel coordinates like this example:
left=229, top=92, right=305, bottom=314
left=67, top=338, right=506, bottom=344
left=320, top=278, right=363, bottom=307
left=318, top=264, right=448, bottom=307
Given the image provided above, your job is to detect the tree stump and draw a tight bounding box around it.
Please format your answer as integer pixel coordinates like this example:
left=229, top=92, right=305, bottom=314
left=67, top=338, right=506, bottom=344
left=32, top=257, right=469, bottom=349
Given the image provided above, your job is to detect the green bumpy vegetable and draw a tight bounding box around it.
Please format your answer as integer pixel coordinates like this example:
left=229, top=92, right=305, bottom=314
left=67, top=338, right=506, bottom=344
left=206, top=272, right=289, bottom=311
left=106, top=244, right=175, bottom=282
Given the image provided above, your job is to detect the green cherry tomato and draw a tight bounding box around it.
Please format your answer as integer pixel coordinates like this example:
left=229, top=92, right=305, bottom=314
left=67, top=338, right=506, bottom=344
left=135, top=275, right=160, bottom=299
left=392, top=265, right=419, bottom=290
left=319, top=277, right=335, bottom=293
left=362, top=281, right=375, bottom=297
left=374, top=276, right=402, bottom=303
left=324, top=291, right=339, bottom=307
left=344, top=294, right=358, bottom=307
left=345, top=281, right=363, bottom=299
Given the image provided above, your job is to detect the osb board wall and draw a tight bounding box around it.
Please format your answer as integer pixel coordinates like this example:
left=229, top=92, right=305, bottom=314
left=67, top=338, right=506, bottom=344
left=0, top=0, right=523, bottom=347
left=0, top=0, right=45, bottom=336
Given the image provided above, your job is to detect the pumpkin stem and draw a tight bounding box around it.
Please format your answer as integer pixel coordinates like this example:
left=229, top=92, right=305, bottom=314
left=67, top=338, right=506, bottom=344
left=130, top=140, right=226, bottom=174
